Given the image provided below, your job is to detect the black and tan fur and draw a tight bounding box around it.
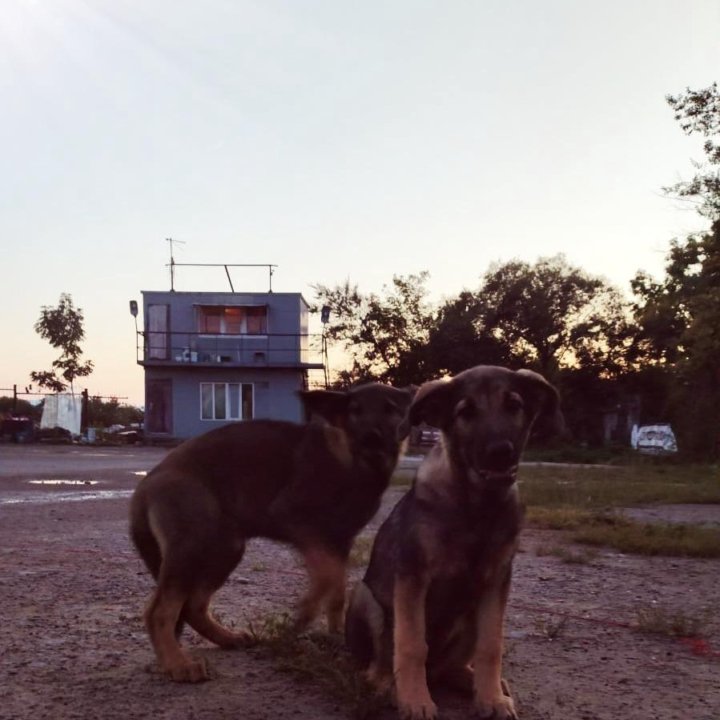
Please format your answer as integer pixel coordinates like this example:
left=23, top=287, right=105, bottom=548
left=345, top=366, right=563, bottom=720
left=130, top=383, right=413, bottom=682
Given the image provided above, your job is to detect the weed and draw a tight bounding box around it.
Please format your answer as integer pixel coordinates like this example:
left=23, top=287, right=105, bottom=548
left=550, top=546, right=599, bottom=564
left=635, top=605, right=710, bottom=638
left=349, top=534, right=375, bottom=568
left=534, top=615, right=568, bottom=640
left=247, top=613, right=388, bottom=720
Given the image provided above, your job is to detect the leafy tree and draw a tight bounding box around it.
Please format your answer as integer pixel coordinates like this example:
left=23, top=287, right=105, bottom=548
left=632, top=84, right=720, bottom=457
left=0, top=397, right=42, bottom=422
left=632, top=221, right=720, bottom=456
left=313, top=273, right=435, bottom=386
left=30, top=293, right=94, bottom=393
left=664, top=83, right=720, bottom=219
left=461, top=255, right=634, bottom=381
left=425, top=290, right=514, bottom=377
left=86, top=397, right=143, bottom=428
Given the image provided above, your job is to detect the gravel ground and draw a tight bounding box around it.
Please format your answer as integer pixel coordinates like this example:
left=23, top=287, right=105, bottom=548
left=1, top=445, right=718, bottom=720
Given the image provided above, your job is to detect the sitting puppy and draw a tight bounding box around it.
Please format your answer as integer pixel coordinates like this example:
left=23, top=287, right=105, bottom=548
left=345, top=366, right=563, bottom=720
left=130, top=383, right=413, bottom=682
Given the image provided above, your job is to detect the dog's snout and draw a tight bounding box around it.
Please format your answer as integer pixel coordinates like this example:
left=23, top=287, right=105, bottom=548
left=485, top=441, right=515, bottom=471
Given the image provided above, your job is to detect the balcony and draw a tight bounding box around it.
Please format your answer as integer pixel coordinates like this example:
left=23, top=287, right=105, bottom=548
left=135, top=330, right=325, bottom=370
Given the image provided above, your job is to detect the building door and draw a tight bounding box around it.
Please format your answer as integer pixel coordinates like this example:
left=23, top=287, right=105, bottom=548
left=147, top=304, right=169, bottom=360
left=146, top=379, right=172, bottom=434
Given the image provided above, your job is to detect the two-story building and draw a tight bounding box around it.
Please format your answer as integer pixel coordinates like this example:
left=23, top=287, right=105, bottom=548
left=135, top=290, right=324, bottom=441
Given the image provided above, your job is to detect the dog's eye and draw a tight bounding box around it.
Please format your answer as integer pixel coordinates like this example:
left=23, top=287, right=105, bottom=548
left=455, top=400, right=476, bottom=421
left=506, top=393, right=524, bottom=412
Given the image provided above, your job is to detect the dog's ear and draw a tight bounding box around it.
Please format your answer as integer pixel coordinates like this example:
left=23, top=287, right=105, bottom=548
left=397, top=379, right=452, bottom=440
left=299, top=390, right=348, bottom=426
left=515, top=369, right=565, bottom=437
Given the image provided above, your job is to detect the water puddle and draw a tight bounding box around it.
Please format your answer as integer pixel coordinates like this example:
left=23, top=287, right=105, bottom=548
left=0, top=489, right=133, bottom=506
left=27, top=479, right=98, bottom=486
left=132, top=471, right=147, bottom=477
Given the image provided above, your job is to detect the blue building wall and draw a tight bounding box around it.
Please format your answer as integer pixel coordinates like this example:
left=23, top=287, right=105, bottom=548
left=139, top=290, right=320, bottom=441
left=144, top=366, right=306, bottom=439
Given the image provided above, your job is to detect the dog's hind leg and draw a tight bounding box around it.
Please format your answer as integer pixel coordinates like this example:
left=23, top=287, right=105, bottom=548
left=296, top=545, right=347, bottom=632
left=145, top=585, right=209, bottom=683
left=346, top=581, right=393, bottom=694
left=183, top=586, right=253, bottom=649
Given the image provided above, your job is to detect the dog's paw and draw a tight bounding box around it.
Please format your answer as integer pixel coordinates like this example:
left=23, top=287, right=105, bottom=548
left=473, top=692, right=517, bottom=719
left=219, top=629, right=255, bottom=649
left=364, top=664, right=394, bottom=699
left=398, top=695, right=438, bottom=720
left=168, top=657, right=210, bottom=683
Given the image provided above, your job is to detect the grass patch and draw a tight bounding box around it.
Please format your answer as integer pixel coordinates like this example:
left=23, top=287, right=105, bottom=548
left=523, top=443, right=632, bottom=465
left=534, top=542, right=598, bottom=564
left=247, top=613, right=386, bottom=720
left=574, top=520, right=720, bottom=558
left=526, top=506, right=600, bottom=530
left=527, top=506, right=720, bottom=558
left=635, top=604, right=710, bottom=638
left=519, top=463, right=720, bottom=510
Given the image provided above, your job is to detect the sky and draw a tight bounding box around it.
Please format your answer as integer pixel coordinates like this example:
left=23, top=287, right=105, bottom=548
left=1, top=0, right=718, bottom=407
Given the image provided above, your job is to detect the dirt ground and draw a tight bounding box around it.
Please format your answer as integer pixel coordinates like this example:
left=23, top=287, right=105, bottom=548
left=1, top=445, right=718, bottom=720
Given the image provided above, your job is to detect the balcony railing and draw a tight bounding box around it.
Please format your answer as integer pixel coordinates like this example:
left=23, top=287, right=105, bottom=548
left=135, top=331, right=324, bottom=369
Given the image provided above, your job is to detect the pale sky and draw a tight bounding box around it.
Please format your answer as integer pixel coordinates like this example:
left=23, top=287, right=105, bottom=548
left=1, top=0, right=718, bottom=406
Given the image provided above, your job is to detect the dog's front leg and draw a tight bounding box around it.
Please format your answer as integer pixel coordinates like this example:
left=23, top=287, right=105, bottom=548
left=393, top=575, right=437, bottom=720
left=472, top=572, right=517, bottom=720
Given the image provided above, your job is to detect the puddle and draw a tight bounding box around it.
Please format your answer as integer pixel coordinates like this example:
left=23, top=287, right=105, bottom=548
left=132, top=471, right=147, bottom=477
left=0, top=490, right=133, bottom=506
left=27, top=479, right=98, bottom=486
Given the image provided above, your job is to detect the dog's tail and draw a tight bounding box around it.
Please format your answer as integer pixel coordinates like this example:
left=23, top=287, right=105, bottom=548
left=129, top=486, right=163, bottom=581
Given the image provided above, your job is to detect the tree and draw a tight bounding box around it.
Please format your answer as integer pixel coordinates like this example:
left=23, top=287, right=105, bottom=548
left=313, top=273, right=435, bottom=386
left=30, top=293, right=94, bottom=393
left=631, top=84, right=720, bottom=457
left=86, top=397, right=144, bottom=428
left=425, top=291, right=514, bottom=377
left=632, top=221, right=720, bottom=456
left=466, top=255, right=634, bottom=381
left=664, top=83, right=720, bottom=219
left=0, top=396, right=42, bottom=422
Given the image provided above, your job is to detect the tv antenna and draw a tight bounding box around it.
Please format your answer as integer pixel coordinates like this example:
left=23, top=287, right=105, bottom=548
left=166, top=237, right=186, bottom=291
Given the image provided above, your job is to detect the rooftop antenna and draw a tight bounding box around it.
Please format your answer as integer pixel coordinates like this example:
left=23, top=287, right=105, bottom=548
left=166, top=237, right=186, bottom=291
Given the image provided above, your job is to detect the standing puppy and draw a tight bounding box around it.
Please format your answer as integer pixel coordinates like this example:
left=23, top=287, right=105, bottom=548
left=130, top=383, right=413, bottom=682
left=345, top=366, right=563, bottom=720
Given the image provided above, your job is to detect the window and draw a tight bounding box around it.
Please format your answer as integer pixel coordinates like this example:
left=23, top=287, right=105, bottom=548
left=200, top=383, right=254, bottom=420
left=197, top=306, right=267, bottom=335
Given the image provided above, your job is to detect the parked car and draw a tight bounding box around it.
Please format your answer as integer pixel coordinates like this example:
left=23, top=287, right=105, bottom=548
left=631, top=424, right=678, bottom=455
left=412, top=425, right=441, bottom=447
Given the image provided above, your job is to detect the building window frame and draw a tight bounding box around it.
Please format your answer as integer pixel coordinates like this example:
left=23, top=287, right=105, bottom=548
left=197, top=306, right=267, bottom=336
left=200, top=382, right=254, bottom=421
